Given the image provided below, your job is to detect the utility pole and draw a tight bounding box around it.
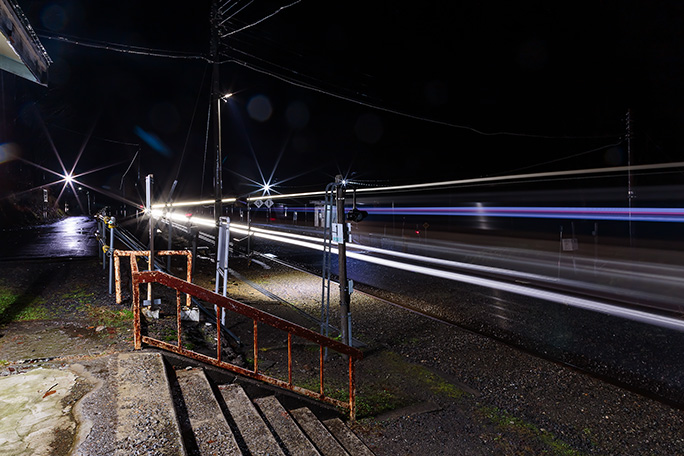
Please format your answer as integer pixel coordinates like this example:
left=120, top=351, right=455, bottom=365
left=335, top=175, right=351, bottom=346
left=211, top=0, right=222, bottom=227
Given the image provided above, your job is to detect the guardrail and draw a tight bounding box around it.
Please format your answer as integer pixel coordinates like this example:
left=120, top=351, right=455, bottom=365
left=128, top=259, right=363, bottom=419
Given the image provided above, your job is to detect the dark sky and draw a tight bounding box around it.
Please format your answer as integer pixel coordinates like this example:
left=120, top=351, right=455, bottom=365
left=8, top=1, right=684, bottom=205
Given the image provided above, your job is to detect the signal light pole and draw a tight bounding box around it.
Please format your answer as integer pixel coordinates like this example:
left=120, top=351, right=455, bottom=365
left=335, top=175, right=351, bottom=346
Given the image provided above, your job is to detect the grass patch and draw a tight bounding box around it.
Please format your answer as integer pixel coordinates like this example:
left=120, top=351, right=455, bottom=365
left=481, top=405, right=585, bottom=456
left=0, top=286, right=50, bottom=322
left=291, top=361, right=409, bottom=418
left=85, top=304, right=134, bottom=331
left=60, top=287, right=96, bottom=310
left=0, top=287, right=18, bottom=316
left=13, top=302, right=50, bottom=321
left=380, top=351, right=467, bottom=400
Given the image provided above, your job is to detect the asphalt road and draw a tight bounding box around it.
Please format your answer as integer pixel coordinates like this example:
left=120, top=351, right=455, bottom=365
left=0, top=216, right=99, bottom=260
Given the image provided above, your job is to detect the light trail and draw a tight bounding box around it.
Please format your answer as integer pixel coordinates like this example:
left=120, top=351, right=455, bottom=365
left=156, top=212, right=684, bottom=332
left=154, top=160, right=684, bottom=208
left=342, top=250, right=684, bottom=332
left=364, top=206, right=684, bottom=223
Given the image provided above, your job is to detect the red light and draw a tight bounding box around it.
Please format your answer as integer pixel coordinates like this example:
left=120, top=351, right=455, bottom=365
left=415, top=230, right=420, bottom=234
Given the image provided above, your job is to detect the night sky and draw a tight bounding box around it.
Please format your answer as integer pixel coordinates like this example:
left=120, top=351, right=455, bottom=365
left=7, top=1, right=684, bottom=206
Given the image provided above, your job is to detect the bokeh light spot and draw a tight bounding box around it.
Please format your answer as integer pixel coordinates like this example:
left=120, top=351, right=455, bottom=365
left=0, top=143, right=19, bottom=164
left=41, top=4, right=68, bottom=31
left=247, top=95, right=273, bottom=122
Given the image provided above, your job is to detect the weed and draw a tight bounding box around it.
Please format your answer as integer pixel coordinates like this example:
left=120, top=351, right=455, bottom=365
left=295, top=376, right=404, bottom=418
left=61, top=287, right=96, bottom=311
left=158, top=328, right=178, bottom=342
left=13, top=302, right=50, bottom=321
left=381, top=351, right=466, bottom=400
left=0, top=288, right=18, bottom=316
left=0, top=286, right=50, bottom=321
left=481, top=405, right=584, bottom=456
left=85, top=305, right=134, bottom=331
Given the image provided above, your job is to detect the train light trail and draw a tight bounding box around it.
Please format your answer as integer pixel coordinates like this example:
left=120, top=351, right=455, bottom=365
left=365, top=207, right=684, bottom=223
left=156, top=160, right=684, bottom=209
left=226, top=222, right=684, bottom=332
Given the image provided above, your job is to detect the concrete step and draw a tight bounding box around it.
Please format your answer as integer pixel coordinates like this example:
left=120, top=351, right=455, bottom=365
left=291, top=407, right=350, bottom=456
left=254, top=395, right=322, bottom=456
left=114, top=352, right=187, bottom=456
left=219, top=383, right=286, bottom=456
left=323, top=418, right=375, bottom=456
left=112, top=351, right=374, bottom=456
left=174, top=368, right=242, bottom=455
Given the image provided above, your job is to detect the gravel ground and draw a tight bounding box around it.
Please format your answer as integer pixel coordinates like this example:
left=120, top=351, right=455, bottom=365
left=2, top=255, right=684, bottom=455
left=222, top=256, right=684, bottom=456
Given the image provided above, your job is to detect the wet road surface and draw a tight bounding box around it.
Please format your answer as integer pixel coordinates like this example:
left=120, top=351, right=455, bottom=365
left=0, top=216, right=98, bottom=260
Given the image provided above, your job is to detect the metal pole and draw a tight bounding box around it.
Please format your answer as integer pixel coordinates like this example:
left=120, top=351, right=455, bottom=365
left=146, top=174, right=154, bottom=302
left=211, top=0, right=223, bottom=228
left=247, top=202, right=251, bottom=256
left=100, top=218, right=106, bottom=269
left=335, top=175, right=351, bottom=346
left=167, top=219, right=172, bottom=271
left=215, top=217, right=230, bottom=326
left=108, top=217, right=115, bottom=295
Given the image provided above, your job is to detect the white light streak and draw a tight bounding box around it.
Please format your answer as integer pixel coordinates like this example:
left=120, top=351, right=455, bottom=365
left=221, top=224, right=684, bottom=332
left=157, top=160, right=684, bottom=208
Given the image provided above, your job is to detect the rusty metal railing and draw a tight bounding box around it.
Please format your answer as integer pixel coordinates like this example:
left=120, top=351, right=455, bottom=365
left=113, top=249, right=193, bottom=307
left=130, top=266, right=363, bottom=419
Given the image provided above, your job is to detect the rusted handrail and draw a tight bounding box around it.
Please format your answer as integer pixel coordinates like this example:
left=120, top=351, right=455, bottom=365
left=131, top=269, right=363, bottom=419
left=113, top=249, right=193, bottom=306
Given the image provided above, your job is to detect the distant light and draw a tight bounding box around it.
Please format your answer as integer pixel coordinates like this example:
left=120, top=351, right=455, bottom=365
left=64, top=173, right=73, bottom=184
left=221, top=93, right=233, bottom=101
left=263, top=184, right=271, bottom=193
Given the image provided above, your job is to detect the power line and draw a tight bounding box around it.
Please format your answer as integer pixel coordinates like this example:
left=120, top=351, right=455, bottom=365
left=38, top=33, right=211, bottom=61
left=221, top=0, right=302, bottom=37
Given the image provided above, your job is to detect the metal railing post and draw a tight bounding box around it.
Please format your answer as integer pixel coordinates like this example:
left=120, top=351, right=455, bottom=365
left=101, top=217, right=107, bottom=270
left=215, top=216, right=230, bottom=326
left=108, top=217, right=116, bottom=295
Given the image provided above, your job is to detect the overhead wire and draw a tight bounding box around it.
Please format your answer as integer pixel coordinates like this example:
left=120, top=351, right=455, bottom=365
left=220, top=0, right=256, bottom=25
left=38, top=32, right=212, bottom=61
left=221, top=0, right=302, bottom=37
left=174, top=65, right=209, bottom=185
